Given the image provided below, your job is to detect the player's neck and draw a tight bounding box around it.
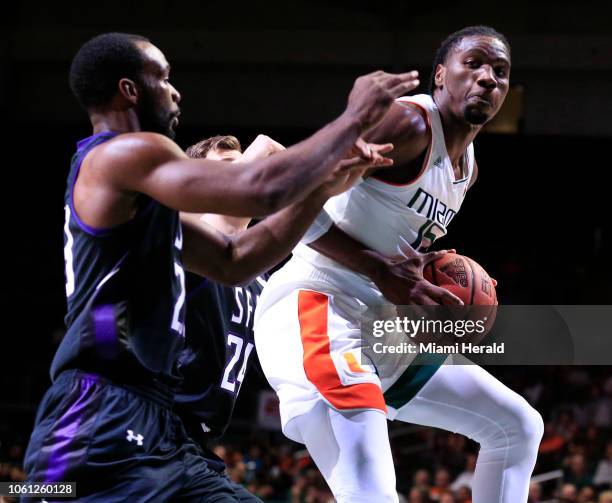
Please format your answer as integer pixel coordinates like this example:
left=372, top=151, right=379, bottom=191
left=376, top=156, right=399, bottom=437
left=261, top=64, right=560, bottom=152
left=90, top=109, right=141, bottom=135
left=434, top=97, right=481, bottom=166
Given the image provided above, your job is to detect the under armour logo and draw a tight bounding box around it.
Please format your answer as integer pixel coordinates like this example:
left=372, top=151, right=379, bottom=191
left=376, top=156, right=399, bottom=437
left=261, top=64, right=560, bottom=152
left=126, top=429, right=144, bottom=446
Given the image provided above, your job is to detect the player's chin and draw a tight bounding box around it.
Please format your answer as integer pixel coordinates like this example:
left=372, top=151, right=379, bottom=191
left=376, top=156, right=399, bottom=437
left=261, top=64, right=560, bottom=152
left=463, top=105, right=490, bottom=125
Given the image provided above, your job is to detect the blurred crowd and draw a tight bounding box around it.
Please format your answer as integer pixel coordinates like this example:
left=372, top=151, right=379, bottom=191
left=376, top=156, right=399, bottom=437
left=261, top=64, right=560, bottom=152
left=211, top=366, right=612, bottom=502
left=2, top=366, right=611, bottom=502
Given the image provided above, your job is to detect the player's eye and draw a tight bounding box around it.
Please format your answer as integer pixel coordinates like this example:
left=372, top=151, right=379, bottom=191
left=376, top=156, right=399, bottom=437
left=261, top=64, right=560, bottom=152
left=495, top=67, right=507, bottom=78
left=465, top=59, right=480, bottom=69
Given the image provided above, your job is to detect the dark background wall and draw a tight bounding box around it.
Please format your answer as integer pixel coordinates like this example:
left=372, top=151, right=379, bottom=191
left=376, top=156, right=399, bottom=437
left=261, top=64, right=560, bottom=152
left=4, top=0, right=612, bottom=135
left=1, top=0, right=611, bottom=432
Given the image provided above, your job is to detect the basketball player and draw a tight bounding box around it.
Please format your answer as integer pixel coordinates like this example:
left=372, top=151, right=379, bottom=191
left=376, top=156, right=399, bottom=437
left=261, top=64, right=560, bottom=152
left=174, top=134, right=385, bottom=502
left=255, top=26, right=544, bottom=503
left=22, top=32, right=420, bottom=501
left=176, top=136, right=266, bottom=503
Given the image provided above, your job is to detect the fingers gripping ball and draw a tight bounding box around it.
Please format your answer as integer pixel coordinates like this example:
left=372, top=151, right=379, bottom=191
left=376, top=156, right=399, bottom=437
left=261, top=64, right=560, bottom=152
left=424, top=253, right=498, bottom=336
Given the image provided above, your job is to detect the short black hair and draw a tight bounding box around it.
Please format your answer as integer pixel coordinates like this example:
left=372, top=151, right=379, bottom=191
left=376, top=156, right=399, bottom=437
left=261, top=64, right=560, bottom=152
left=429, top=26, right=510, bottom=93
left=69, top=32, right=150, bottom=110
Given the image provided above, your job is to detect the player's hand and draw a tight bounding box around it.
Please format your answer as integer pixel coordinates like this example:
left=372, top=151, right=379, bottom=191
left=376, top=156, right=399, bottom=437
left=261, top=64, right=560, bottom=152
left=370, top=238, right=463, bottom=306
left=319, top=142, right=394, bottom=198
left=345, top=70, right=420, bottom=132
left=415, top=246, right=499, bottom=287
left=240, top=134, right=286, bottom=162
left=345, top=138, right=394, bottom=164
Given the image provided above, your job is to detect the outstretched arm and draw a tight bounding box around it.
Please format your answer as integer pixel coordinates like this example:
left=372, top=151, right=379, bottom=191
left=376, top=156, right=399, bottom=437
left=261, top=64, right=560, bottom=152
left=75, top=71, right=420, bottom=230
left=145, top=72, right=420, bottom=215
left=182, top=194, right=327, bottom=286
left=182, top=144, right=391, bottom=285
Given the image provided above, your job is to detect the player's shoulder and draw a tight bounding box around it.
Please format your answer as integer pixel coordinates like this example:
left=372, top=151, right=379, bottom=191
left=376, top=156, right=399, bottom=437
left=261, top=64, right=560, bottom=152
left=94, top=132, right=184, bottom=165
left=391, top=98, right=430, bottom=137
left=83, top=132, right=186, bottom=186
left=365, top=97, right=429, bottom=146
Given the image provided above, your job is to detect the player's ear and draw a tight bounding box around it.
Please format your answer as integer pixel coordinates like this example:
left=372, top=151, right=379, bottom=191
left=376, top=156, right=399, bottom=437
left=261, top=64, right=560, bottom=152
left=434, top=64, right=445, bottom=90
left=118, top=78, right=139, bottom=106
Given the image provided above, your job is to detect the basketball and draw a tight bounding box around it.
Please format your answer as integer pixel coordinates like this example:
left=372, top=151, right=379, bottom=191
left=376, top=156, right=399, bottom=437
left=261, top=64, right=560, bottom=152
left=424, top=252, right=498, bottom=335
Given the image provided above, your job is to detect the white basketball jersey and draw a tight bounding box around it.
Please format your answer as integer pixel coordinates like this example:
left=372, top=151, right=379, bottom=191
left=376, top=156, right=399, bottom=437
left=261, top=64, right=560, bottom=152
left=292, top=94, right=474, bottom=298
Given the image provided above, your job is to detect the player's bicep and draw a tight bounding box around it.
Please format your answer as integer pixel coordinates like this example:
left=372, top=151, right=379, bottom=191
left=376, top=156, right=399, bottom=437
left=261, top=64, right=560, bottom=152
left=99, top=133, right=264, bottom=215
left=95, top=133, right=186, bottom=196
left=139, top=157, right=256, bottom=213
left=362, top=101, right=430, bottom=166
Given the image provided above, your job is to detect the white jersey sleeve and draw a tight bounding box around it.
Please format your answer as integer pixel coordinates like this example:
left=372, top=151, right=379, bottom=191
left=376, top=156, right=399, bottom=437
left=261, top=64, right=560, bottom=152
left=300, top=209, right=334, bottom=245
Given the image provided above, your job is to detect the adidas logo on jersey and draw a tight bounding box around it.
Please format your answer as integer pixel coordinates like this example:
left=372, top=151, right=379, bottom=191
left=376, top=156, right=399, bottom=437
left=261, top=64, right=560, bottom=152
left=433, top=156, right=443, bottom=168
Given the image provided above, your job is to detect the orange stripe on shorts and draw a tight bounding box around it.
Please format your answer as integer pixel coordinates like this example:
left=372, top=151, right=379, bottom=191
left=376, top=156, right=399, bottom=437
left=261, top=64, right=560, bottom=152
left=297, top=290, right=386, bottom=413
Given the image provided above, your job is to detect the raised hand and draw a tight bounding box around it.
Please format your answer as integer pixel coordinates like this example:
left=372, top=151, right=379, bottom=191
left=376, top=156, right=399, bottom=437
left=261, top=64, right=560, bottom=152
left=320, top=142, right=394, bottom=198
left=345, top=70, right=420, bottom=132
left=240, top=134, right=286, bottom=163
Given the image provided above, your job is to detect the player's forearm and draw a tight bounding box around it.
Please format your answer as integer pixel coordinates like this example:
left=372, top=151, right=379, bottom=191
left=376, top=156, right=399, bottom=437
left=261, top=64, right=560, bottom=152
left=245, top=112, right=363, bottom=213
left=181, top=214, right=236, bottom=282
left=146, top=113, right=361, bottom=217
left=309, top=225, right=387, bottom=282
left=220, top=191, right=329, bottom=286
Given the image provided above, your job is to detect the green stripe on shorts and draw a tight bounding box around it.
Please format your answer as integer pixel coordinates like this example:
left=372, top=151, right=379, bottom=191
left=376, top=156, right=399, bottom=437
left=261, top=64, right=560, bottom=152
left=383, top=353, right=446, bottom=409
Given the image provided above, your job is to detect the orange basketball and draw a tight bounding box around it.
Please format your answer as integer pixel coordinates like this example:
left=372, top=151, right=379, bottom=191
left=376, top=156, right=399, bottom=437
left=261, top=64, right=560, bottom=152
left=423, top=253, right=498, bottom=336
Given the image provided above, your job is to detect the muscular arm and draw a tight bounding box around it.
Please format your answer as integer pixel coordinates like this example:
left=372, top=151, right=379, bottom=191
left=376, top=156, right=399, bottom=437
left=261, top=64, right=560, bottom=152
left=87, top=114, right=361, bottom=220
left=310, top=225, right=462, bottom=305
left=75, top=71, right=421, bottom=228
left=181, top=190, right=329, bottom=286
left=180, top=147, right=377, bottom=285
left=360, top=101, right=431, bottom=179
